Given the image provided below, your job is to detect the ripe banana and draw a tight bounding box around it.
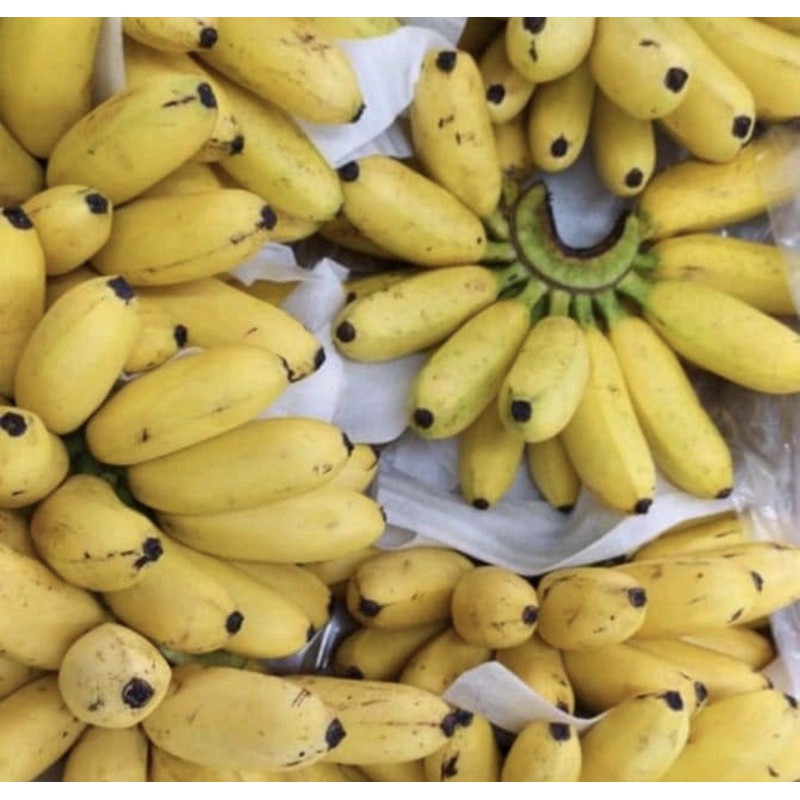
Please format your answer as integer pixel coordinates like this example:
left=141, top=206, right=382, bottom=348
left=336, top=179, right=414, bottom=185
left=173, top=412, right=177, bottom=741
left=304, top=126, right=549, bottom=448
left=46, top=73, right=219, bottom=205
left=0, top=120, right=44, bottom=205
left=122, top=298, right=188, bottom=374
left=197, top=17, right=364, bottom=125
left=318, top=215, right=396, bottom=260
left=579, top=690, right=691, bottom=781
left=409, top=281, right=542, bottom=440
left=345, top=546, right=475, bottom=630
left=336, top=155, right=489, bottom=268
left=0, top=17, right=101, bottom=157
left=505, top=17, right=596, bottom=84
left=493, top=115, right=534, bottom=181
left=679, top=625, right=776, bottom=672
left=142, top=664, right=345, bottom=772
left=478, top=25, right=536, bottom=125
left=29, top=474, right=165, bottom=592
left=589, top=17, right=692, bottom=120
left=126, top=416, right=353, bottom=514
left=526, top=59, right=596, bottom=173
left=632, top=510, right=746, bottom=560
left=410, top=47, right=502, bottom=217
left=657, top=17, right=756, bottom=163
left=13, top=274, right=141, bottom=434
left=327, top=442, right=380, bottom=492
left=159, top=485, right=385, bottom=564
left=62, top=724, right=149, bottom=782
left=501, top=720, right=582, bottom=781
left=140, top=161, right=225, bottom=198
left=424, top=712, right=502, bottom=782
left=451, top=565, right=540, bottom=649
left=525, top=436, right=581, bottom=514
left=122, top=17, right=219, bottom=52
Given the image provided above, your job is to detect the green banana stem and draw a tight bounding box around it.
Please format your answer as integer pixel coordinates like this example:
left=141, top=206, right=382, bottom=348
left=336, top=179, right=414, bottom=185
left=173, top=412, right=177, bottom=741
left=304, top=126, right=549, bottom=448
left=482, top=239, right=517, bottom=264
left=513, top=277, right=550, bottom=321
left=158, top=645, right=249, bottom=669
left=571, top=293, right=596, bottom=328
left=592, top=289, right=626, bottom=330
left=547, top=288, right=573, bottom=317
left=616, top=270, right=655, bottom=308
left=632, top=250, right=658, bottom=272
left=482, top=207, right=511, bottom=241
left=494, top=260, right=534, bottom=297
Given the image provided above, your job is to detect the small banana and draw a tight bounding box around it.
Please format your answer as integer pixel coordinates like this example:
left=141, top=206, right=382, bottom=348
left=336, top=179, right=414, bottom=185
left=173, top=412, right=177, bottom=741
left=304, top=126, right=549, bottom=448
left=62, top=725, right=149, bottom=782
left=525, top=436, right=581, bottom=514
left=122, top=17, right=218, bottom=52
left=501, top=720, right=582, bottom=781
left=478, top=25, right=536, bottom=125
left=632, top=510, right=747, bottom=560
left=424, top=712, right=502, bottom=782
left=0, top=120, right=44, bottom=205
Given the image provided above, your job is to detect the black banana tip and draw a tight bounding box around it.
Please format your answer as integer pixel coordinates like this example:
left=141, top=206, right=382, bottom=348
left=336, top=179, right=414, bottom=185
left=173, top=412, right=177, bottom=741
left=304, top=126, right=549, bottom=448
left=550, top=136, right=569, bottom=158
left=661, top=690, right=684, bottom=711
left=472, top=498, right=490, bottom=510
left=412, top=408, right=434, bottom=429
left=627, top=587, right=648, bottom=608
left=337, top=161, right=360, bottom=182
left=225, top=610, right=245, bottom=634
left=523, top=18, right=547, bottom=34
left=509, top=399, right=532, bottom=423
left=548, top=722, right=572, bottom=741
left=624, top=168, right=644, bottom=189
left=521, top=605, right=538, bottom=625
left=0, top=411, right=27, bottom=437
left=121, top=677, right=156, bottom=709
left=2, top=206, right=32, bottom=229
left=633, top=498, right=652, bottom=515
left=85, top=192, right=110, bottom=214
left=486, top=84, right=505, bottom=104
left=199, top=26, right=218, bottom=48
left=664, top=67, right=689, bottom=93
left=435, top=51, right=458, bottom=72
left=335, top=321, right=356, bottom=343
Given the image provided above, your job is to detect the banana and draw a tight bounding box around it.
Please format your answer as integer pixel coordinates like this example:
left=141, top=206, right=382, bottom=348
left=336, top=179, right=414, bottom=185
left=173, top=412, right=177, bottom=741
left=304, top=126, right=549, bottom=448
left=660, top=688, right=800, bottom=781
left=619, top=274, right=800, bottom=394
left=590, top=90, right=656, bottom=197
left=589, top=17, right=692, bottom=120
left=332, top=621, right=447, bottom=681
left=688, top=17, right=800, bottom=122
left=0, top=18, right=101, bottom=158
left=0, top=404, right=70, bottom=510
left=333, top=262, right=528, bottom=362
left=679, top=626, right=776, bottom=672
left=0, top=120, right=44, bottom=205
left=46, top=73, right=219, bottom=205
left=657, top=17, right=756, bottom=163
left=560, top=321, right=656, bottom=515
left=599, top=297, right=734, bottom=499
left=526, top=59, right=596, bottom=173
left=409, top=281, right=542, bottom=440
left=143, top=664, right=345, bottom=771
left=197, top=17, right=364, bottom=125
left=424, top=712, right=502, bottom=781
left=0, top=205, right=46, bottom=396
left=122, top=299, right=188, bottom=374
left=0, top=673, right=86, bottom=781
left=628, top=638, right=770, bottom=702
left=0, top=508, right=34, bottom=556
left=318, top=215, right=396, bottom=260
left=525, top=436, right=581, bottom=514
left=494, top=633, right=575, bottom=713
left=0, top=654, right=41, bottom=701
left=498, top=313, right=590, bottom=443
left=29, top=474, right=165, bottom=592
left=501, top=720, right=581, bottom=781
left=535, top=565, right=648, bottom=650
left=13, top=274, right=141, bottom=434
left=458, top=399, right=526, bottom=509
left=493, top=114, right=535, bottom=181
left=22, top=184, right=113, bottom=277
left=648, top=233, right=796, bottom=316
left=766, top=725, right=800, bottom=782
left=126, top=416, right=353, bottom=514
left=327, top=442, right=380, bottom=492
left=336, top=155, right=489, bottom=267
left=0, top=542, right=107, bottom=670
left=122, top=17, right=219, bottom=52
left=57, top=621, right=172, bottom=728
left=63, top=725, right=149, bottom=782
left=309, top=18, right=402, bottom=39
left=285, top=674, right=458, bottom=765
left=635, top=131, right=800, bottom=240
left=345, top=546, right=475, bottom=630
left=505, top=17, right=596, bottom=84
left=579, top=690, right=691, bottom=781
left=450, top=565, right=540, bottom=649
left=223, top=273, right=302, bottom=305
left=399, top=627, right=494, bottom=695
left=137, top=277, right=324, bottom=382
left=632, top=510, right=747, bottom=561
left=141, top=161, right=225, bottom=198
left=410, top=47, right=502, bottom=218
left=159, top=485, right=385, bottom=564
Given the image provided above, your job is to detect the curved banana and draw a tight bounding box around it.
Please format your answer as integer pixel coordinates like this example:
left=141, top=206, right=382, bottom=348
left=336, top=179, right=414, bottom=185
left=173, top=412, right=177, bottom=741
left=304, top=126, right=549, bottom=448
left=478, top=25, right=536, bottom=124
left=122, top=17, right=218, bottom=52
left=632, top=510, right=746, bottom=561
left=0, top=120, right=44, bottom=205
left=424, top=712, right=502, bottom=781
left=525, top=436, right=581, bottom=514
left=679, top=626, right=776, bottom=672
left=501, top=720, right=582, bottom=781
left=410, top=47, right=501, bottom=217
left=62, top=725, right=149, bottom=782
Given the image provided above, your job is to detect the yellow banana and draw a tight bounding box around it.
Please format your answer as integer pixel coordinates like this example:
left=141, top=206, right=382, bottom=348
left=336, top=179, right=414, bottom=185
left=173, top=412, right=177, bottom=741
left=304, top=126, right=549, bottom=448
left=0, top=543, right=107, bottom=670
left=526, top=59, right=596, bottom=173
left=198, top=17, right=364, bottom=125
left=345, top=546, right=474, bottom=630
left=657, top=17, right=756, bottom=162
left=478, top=25, right=537, bottom=124
left=327, top=442, right=380, bottom=492
left=0, top=673, right=86, bottom=781
left=450, top=565, right=540, bottom=650
left=632, top=510, right=747, bottom=561
left=505, top=17, right=596, bottom=84
left=409, top=281, right=542, bottom=440
left=579, top=690, right=691, bottom=781
left=333, top=262, right=527, bottom=362
left=137, top=277, right=324, bottom=382
left=126, top=416, right=353, bottom=515
left=590, top=90, right=656, bottom=197
left=589, top=17, right=692, bottom=119
left=122, top=17, right=218, bottom=52
left=410, top=47, right=502, bottom=217
left=0, top=404, right=69, bottom=510
left=143, top=664, right=345, bottom=772
left=424, top=712, right=502, bottom=781
left=0, top=120, right=44, bottom=205
left=679, top=626, right=776, bottom=672
left=766, top=726, right=800, bottom=782
left=648, top=233, right=796, bottom=316
left=525, top=436, right=581, bottom=514
left=336, top=154, right=489, bottom=267
left=159, top=485, right=385, bottom=564
left=122, top=299, right=188, bottom=374
left=13, top=273, right=141, bottom=434
left=493, top=114, right=534, bottom=181
left=140, top=161, right=225, bottom=198
left=46, top=73, right=219, bottom=205
left=0, top=654, right=41, bottom=701
left=317, top=215, right=396, bottom=260
left=560, top=322, right=657, bottom=515
left=63, top=725, right=149, bottom=782
left=688, top=17, right=800, bottom=122
left=0, top=17, right=101, bottom=158
left=29, top=474, right=166, bottom=592
left=535, top=565, right=648, bottom=651
left=501, top=720, right=581, bottom=781
left=0, top=205, right=46, bottom=396
left=309, top=18, right=401, bottom=39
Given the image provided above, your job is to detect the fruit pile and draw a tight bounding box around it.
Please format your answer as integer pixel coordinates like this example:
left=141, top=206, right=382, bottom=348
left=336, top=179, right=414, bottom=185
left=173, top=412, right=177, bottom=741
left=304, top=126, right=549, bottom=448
left=0, top=15, right=799, bottom=783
